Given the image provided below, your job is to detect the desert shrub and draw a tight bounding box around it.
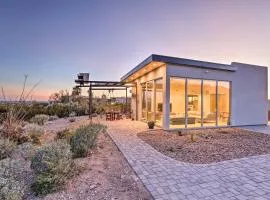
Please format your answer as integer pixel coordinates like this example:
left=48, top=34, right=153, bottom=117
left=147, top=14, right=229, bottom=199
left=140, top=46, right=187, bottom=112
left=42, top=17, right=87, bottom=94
left=0, top=138, right=15, bottom=160
left=25, top=124, right=44, bottom=145
left=48, top=115, right=59, bottom=121
left=0, top=113, right=4, bottom=125
left=69, top=112, right=76, bottom=117
left=25, top=124, right=44, bottom=137
left=30, top=141, right=74, bottom=195
left=30, top=134, right=41, bottom=145
left=190, top=133, right=196, bottom=142
left=30, top=114, right=49, bottom=126
left=24, top=102, right=48, bottom=120
left=12, top=142, right=36, bottom=161
left=55, top=129, right=73, bottom=141
left=46, top=103, right=70, bottom=118
left=70, top=124, right=106, bottom=158
left=16, top=135, right=30, bottom=145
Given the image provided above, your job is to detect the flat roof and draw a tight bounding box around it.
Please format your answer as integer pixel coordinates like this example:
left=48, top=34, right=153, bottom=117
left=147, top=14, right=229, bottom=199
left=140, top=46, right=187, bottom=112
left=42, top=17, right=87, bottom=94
left=121, top=54, right=238, bottom=82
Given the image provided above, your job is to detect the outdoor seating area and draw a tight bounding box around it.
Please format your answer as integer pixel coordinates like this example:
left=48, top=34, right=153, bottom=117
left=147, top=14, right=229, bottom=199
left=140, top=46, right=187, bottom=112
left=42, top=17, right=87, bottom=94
left=105, top=112, right=122, bottom=121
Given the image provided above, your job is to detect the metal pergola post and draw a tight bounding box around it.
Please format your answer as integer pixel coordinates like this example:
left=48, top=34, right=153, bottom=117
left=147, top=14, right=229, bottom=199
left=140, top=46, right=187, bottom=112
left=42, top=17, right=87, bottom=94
left=125, top=87, right=128, bottom=114
left=89, top=83, right=92, bottom=122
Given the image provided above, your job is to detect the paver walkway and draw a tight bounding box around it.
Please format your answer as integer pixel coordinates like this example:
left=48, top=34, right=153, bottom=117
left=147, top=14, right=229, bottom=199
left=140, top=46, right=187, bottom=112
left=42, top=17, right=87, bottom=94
left=105, top=120, right=270, bottom=200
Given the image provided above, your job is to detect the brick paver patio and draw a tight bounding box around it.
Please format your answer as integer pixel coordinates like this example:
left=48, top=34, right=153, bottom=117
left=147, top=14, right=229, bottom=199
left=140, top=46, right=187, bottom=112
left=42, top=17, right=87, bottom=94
left=105, top=120, right=270, bottom=200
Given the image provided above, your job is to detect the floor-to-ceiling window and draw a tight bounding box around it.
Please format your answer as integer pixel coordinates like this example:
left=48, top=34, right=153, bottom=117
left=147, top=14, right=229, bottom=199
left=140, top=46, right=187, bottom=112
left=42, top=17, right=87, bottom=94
left=155, top=79, right=163, bottom=126
left=170, top=78, right=186, bottom=128
left=187, top=79, right=202, bottom=128
left=218, top=81, right=230, bottom=125
left=168, top=77, right=231, bottom=129
left=203, top=80, right=217, bottom=126
left=146, top=81, right=154, bottom=121
left=141, top=83, right=147, bottom=120
left=141, top=79, right=163, bottom=126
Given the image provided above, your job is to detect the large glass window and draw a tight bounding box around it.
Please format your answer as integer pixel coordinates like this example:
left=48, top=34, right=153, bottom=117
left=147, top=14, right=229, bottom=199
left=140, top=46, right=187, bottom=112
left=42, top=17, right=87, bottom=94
left=170, top=78, right=186, bottom=128
left=218, top=81, right=230, bottom=125
left=203, top=80, right=217, bottom=126
left=146, top=81, right=154, bottom=121
left=141, top=83, right=146, bottom=120
left=155, top=79, right=163, bottom=126
left=168, top=77, right=231, bottom=129
left=187, top=79, right=202, bottom=128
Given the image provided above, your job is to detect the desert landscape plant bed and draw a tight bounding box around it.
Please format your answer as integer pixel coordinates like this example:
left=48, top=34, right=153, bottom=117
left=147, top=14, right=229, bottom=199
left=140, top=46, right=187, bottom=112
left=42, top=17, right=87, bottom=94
left=137, top=128, right=270, bottom=164
left=43, top=126, right=152, bottom=200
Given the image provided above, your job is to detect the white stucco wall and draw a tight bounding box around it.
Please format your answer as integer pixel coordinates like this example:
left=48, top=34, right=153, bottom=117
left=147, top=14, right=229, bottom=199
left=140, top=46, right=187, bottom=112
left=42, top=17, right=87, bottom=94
left=166, top=63, right=268, bottom=128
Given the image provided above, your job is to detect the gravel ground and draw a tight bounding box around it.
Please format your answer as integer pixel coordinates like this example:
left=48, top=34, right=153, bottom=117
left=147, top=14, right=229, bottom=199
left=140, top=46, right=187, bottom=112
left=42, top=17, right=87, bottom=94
left=137, top=128, right=270, bottom=164
left=41, top=116, right=90, bottom=142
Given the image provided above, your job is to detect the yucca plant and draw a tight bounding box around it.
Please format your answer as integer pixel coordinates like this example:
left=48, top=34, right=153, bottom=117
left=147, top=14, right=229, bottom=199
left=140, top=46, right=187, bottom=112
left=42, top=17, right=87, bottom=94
left=1, top=75, right=40, bottom=141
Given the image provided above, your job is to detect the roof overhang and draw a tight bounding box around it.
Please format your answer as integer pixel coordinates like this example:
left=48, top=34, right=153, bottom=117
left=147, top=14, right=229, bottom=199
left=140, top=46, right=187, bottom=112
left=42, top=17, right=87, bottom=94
left=121, top=54, right=238, bottom=82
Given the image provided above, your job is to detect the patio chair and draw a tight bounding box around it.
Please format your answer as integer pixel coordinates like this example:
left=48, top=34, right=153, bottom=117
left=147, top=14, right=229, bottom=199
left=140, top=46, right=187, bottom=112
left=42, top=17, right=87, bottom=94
left=106, top=113, right=112, bottom=121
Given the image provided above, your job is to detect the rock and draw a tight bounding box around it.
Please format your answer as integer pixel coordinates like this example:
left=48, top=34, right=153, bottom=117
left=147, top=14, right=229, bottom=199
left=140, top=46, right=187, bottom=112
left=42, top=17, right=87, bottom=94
left=89, top=184, right=96, bottom=190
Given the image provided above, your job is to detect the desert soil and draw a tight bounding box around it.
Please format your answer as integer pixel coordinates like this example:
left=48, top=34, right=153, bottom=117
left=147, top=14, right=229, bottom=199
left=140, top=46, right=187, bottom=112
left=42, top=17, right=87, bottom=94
left=137, top=128, right=270, bottom=164
left=42, top=118, right=152, bottom=200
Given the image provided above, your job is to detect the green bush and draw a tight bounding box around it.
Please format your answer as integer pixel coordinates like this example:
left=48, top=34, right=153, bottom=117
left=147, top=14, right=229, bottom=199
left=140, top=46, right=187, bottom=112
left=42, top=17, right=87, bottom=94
left=0, top=138, right=15, bottom=160
left=55, top=129, right=73, bottom=141
left=70, top=124, right=105, bottom=158
left=69, top=112, right=76, bottom=117
left=46, top=103, right=70, bottom=118
left=30, top=141, right=74, bottom=195
left=30, top=114, right=49, bottom=125
left=48, top=115, right=59, bottom=121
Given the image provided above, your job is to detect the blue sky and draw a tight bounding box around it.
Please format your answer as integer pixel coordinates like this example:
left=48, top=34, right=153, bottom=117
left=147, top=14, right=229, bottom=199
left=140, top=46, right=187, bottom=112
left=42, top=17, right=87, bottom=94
left=0, top=0, right=270, bottom=100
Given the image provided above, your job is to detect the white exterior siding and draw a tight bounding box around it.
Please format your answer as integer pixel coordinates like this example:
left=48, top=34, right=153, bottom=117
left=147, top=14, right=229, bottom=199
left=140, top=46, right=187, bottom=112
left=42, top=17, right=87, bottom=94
left=166, top=63, right=268, bottom=128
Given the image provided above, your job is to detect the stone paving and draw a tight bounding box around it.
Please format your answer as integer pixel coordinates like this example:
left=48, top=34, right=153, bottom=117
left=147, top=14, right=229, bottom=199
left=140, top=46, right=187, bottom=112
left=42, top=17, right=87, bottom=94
left=105, top=120, right=270, bottom=200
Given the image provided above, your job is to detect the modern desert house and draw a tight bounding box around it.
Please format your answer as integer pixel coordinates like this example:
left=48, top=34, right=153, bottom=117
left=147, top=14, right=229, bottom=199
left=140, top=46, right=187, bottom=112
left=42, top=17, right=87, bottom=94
left=121, top=54, right=268, bottom=130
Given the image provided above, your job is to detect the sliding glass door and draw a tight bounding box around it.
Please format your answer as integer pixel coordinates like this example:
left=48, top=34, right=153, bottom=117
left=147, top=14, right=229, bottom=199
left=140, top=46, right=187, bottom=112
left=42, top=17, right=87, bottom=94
left=170, top=78, right=186, bottom=128
left=141, top=83, right=147, bottom=120
left=141, top=79, right=164, bottom=127
left=169, top=77, right=231, bottom=128
left=203, top=80, right=217, bottom=126
left=218, top=81, right=230, bottom=125
left=146, top=81, right=154, bottom=121
left=155, top=79, right=163, bottom=126
left=187, top=79, right=202, bottom=128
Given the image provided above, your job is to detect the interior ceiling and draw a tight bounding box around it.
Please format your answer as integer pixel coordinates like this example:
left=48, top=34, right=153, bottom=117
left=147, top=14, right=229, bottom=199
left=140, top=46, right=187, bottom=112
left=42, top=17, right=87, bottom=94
left=126, top=61, right=165, bottom=82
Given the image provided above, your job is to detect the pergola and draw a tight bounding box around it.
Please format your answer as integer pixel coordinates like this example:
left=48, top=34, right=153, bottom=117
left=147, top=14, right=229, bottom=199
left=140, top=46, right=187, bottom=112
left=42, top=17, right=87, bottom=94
left=74, top=79, right=134, bottom=120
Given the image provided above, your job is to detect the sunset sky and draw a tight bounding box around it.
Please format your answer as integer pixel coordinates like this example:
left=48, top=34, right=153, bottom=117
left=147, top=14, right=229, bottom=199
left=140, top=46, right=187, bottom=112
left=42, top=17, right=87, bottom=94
left=0, top=0, right=270, bottom=100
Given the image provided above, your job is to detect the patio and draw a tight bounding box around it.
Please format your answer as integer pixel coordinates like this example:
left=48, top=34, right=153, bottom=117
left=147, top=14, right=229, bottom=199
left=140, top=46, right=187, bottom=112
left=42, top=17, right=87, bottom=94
left=105, top=119, right=270, bottom=200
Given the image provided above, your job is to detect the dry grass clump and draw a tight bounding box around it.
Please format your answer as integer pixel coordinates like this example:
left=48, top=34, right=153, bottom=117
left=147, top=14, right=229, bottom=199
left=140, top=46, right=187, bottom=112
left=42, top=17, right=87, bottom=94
left=30, top=114, right=49, bottom=125
left=24, top=123, right=45, bottom=145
